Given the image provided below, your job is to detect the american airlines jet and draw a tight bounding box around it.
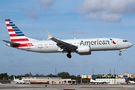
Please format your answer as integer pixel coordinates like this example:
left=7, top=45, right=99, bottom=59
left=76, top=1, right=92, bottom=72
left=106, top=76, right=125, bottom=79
left=3, top=19, right=133, bottom=58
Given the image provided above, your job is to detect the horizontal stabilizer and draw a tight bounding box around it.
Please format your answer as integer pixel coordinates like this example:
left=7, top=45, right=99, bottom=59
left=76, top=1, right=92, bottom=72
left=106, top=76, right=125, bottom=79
left=3, top=40, right=19, bottom=45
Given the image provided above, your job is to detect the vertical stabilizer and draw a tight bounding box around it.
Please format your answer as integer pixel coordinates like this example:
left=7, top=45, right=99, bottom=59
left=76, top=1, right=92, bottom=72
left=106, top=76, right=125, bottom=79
left=91, top=78, right=95, bottom=82
left=13, top=76, right=15, bottom=81
left=5, top=19, right=29, bottom=42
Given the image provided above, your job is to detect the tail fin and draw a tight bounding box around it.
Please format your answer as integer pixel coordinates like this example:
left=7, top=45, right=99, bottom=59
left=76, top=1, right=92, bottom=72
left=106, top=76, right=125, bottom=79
left=125, top=78, right=130, bottom=83
left=91, top=78, right=94, bottom=81
left=13, top=76, right=15, bottom=80
left=5, top=19, right=29, bottom=42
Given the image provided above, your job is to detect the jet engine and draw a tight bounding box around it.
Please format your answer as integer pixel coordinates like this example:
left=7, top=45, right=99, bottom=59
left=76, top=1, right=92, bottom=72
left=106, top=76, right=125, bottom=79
left=76, top=46, right=91, bottom=55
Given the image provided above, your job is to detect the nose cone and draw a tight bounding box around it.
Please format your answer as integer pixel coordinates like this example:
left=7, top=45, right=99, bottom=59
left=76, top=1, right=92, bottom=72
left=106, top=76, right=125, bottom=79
left=128, top=43, right=133, bottom=47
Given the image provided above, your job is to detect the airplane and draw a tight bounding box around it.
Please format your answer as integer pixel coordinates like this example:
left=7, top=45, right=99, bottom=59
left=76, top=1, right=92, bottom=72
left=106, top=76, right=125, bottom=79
left=90, top=78, right=109, bottom=84
left=125, top=78, right=135, bottom=84
left=13, top=76, right=25, bottom=84
left=129, top=81, right=135, bottom=84
left=3, top=19, right=133, bottom=58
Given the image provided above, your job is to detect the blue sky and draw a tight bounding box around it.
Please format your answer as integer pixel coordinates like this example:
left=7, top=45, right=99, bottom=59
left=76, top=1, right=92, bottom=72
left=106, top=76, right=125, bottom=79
left=1, top=0, right=135, bottom=76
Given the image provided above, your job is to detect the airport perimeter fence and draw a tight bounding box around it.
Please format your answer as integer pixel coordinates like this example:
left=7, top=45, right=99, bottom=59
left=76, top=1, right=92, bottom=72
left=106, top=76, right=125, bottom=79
left=0, top=80, right=11, bottom=84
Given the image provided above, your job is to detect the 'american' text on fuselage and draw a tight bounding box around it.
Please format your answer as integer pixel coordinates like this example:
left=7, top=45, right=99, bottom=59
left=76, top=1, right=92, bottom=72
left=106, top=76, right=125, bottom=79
left=80, top=40, right=110, bottom=46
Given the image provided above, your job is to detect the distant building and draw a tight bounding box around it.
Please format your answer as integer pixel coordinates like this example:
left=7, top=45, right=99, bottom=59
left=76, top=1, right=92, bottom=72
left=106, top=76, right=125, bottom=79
left=22, top=77, right=76, bottom=84
left=81, top=74, right=125, bottom=79
left=123, top=72, right=135, bottom=78
left=117, top=75, right=124, bottom=78
left=81, top=75, right=91, bottom=79
left=81, top=72, right=135, bottom=84
left=81, top=73, right=135, bottom=79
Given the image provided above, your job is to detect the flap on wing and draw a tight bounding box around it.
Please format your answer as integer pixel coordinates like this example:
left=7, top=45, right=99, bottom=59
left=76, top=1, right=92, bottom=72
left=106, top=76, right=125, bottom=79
left=3, top=40, right=19, bottom=45
left=51, top=37, right=77, bottom=50
left=46, top=30, right=77, bottom=51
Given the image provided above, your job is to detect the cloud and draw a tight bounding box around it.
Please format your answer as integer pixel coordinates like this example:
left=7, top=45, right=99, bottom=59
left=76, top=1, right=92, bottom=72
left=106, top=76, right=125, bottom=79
left=86, top=12, right=122, bottom=22
left=76, top=0, right=135, bottom=22
left=19, top=0, right=55, bottom=20
left=19, top=7, right=39, bottom=20
left=69, top=30, right=85, bottom=34
left=27, top=11, right=38, bottom=20
left=38, top=0, right=55, bottom=11
left=38, top=0, right=54, bottom=6
left=19, top=7, right=28, bottom=11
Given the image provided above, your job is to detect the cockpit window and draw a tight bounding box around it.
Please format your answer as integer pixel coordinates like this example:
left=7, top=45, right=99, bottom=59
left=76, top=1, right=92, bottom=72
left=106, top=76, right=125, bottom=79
left=123, top=40, right=128, bottom=42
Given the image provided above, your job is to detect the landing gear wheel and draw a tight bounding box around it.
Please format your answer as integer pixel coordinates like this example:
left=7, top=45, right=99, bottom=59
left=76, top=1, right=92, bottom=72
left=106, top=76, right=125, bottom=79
left=119, top=50, right=122, bottom=56
left=119, top=52, right=122, bottom=56
left=67, top=53, right=72, bottom=58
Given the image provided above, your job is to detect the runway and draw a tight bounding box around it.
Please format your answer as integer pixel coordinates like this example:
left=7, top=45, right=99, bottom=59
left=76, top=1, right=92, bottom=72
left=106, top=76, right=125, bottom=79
left=0, top=84, right=135, bottom=90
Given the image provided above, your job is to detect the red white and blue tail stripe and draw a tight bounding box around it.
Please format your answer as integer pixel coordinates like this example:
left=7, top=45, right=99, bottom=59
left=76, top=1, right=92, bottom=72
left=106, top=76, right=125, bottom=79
left=5, top=19, right=34, bottom=47
left=5, top=19, right=29, bottom=42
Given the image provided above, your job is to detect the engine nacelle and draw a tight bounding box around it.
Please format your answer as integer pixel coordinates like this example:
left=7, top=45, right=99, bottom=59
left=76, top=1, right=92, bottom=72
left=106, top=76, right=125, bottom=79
left=76, top=46, right=91, bottom=55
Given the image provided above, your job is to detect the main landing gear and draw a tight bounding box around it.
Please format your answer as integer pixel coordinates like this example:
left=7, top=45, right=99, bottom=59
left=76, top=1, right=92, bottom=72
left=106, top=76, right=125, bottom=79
left=67, top=52, right=72, bottom=58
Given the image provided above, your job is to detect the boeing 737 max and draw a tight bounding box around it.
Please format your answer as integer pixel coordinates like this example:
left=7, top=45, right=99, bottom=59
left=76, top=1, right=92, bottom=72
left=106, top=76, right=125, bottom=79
left=3, top=19, right=133, bottom=58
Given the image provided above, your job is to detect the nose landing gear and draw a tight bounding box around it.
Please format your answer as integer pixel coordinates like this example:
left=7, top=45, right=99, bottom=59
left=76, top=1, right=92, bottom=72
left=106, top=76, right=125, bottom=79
left=67, top=52, right=72, bottom=58
left=119, top=50, right=122, bottom=56
left=119, top=49, right=127, bottom=56
left=119, top=52, right=122, bottom=56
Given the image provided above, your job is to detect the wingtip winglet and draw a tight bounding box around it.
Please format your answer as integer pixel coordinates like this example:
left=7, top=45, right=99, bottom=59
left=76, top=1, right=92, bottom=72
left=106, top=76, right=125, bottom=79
left=46, top=29, right=52, bottom=39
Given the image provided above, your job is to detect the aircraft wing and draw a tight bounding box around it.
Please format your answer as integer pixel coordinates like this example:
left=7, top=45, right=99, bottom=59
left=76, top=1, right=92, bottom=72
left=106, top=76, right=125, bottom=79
left=46, top=30, right=77, bottom=52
